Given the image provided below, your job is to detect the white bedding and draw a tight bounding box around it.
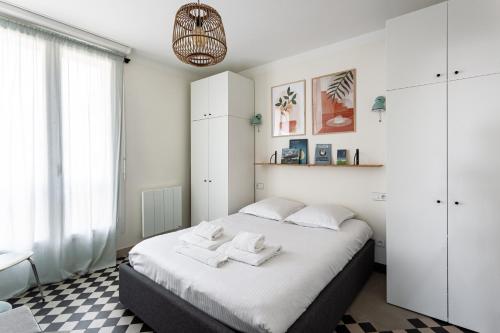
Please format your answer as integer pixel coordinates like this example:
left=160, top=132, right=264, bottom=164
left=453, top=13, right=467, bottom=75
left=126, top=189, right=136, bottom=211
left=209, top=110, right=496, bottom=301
left=129, top=213, right=373, bottom=333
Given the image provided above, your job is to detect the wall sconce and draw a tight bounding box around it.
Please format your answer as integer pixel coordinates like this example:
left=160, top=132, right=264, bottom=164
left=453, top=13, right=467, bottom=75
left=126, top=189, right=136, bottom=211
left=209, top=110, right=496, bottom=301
left=372, top=96, right=386, bottom=123
left=250, top=114, right=262, bottom=131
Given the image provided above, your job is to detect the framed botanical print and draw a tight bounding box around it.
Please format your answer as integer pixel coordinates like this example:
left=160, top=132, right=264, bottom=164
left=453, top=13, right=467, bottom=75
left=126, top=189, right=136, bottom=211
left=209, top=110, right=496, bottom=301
left=271, top=80, right=305, bottom=137
left=312, top=69, right=356, bottom=134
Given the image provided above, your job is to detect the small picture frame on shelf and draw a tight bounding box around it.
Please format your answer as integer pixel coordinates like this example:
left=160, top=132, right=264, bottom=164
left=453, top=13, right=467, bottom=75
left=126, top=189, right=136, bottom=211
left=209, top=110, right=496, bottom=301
left=281, top=148, right=300, bottom=164
left=289, top=139, right=308, bottom=164
left=336, top=149, right=348, bottom=165
left=315, top=144, right=332, bottom=165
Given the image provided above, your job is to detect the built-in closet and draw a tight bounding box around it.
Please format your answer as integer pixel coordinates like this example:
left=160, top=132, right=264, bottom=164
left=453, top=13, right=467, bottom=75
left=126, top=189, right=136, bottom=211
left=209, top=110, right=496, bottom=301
left=386, top=1, right=500, bottom=332
left=190, top=71, right=255, bottom=226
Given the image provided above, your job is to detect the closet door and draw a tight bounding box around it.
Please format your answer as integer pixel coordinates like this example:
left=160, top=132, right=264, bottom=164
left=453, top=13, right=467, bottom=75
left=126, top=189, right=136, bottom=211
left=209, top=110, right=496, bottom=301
left=208, top=72, right=228, bottom=118
left=191, top=120, right=209, bottom=225
left=448, top=74, right=500, bottom=333
left=449, top=0, right=500, bottom=80
left=191, top=78, right=209, bottom=121
left=386, top=83, right=448, bottom=321
left=386, top=2, right=447, bottom=90
left=208, top=117, right=228, bottom=220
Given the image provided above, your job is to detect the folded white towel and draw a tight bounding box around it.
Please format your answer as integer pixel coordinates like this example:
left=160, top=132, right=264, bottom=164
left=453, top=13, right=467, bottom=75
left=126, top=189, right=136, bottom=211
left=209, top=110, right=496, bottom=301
left=180, top=232, right=232, bottom=250
left=231, top=231, right=265, bottom=253
left=175, top=245, right=228, bottom=268
left=193, top=221, right=223, bottom=240
left=217, top=242, right=282, bottom=266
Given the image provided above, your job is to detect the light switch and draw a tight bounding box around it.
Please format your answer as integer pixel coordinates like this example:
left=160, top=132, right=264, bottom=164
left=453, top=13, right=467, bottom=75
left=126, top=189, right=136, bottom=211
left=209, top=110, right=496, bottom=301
left=256, top=183, right=264, bottom=190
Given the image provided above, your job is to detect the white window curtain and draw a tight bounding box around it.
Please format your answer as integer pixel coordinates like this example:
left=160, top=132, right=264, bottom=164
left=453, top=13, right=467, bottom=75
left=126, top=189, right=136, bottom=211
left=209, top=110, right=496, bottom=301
left=0, top=18, right=123, bottom=299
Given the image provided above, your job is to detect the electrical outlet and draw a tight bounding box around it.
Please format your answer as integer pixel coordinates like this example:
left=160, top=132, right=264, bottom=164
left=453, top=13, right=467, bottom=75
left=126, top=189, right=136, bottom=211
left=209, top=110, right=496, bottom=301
left=372, top=192, right=387, bottom=201
left=376, top=240, right=385, bottom=248
left=255, top=183, right=264, bottom=190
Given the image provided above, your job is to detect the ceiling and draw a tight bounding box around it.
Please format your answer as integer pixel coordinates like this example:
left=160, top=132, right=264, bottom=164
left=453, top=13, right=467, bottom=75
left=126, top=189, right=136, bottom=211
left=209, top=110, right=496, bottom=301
left=3, top=0, right=443, bottom=74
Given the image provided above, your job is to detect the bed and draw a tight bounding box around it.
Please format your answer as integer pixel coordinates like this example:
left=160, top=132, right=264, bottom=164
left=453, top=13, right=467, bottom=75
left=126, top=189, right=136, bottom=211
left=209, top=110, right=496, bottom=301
left=119, top=212, right=374, bottom=333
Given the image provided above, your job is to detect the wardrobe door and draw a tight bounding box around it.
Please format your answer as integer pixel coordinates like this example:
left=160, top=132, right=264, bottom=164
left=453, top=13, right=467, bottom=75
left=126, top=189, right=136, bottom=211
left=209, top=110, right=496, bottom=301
left=208, top=116, right=228, bottom=220
left=387, top=83, right=448, bottom=321
left=386, top=2, right=447, bottom=90
left=191, top=78, right=209, bottom=121
left=191, top=120, right=209, bottom=225
left=208, top=72, right=228, bottom=118
left=448, top=74, right=500, bottom=333
left=449, top=0, right=500, bottom=80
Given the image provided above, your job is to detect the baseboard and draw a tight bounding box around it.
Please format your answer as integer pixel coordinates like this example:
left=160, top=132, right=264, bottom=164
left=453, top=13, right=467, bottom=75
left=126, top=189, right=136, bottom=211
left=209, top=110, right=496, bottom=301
left=373, top=262, right=386, bottom=273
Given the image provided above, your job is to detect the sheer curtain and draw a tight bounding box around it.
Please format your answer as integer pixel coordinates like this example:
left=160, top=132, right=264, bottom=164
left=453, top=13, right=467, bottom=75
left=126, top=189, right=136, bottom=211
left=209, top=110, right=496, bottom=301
left=0, top=18, right=123, bottom=299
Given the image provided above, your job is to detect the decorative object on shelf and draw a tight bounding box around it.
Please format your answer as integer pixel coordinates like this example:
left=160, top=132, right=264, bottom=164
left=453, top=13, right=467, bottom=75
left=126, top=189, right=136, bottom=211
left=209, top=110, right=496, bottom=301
left=269, top=150, right=278, bottom=164
left=315, top=144, right=332, bottom=165
left=312, top=69, right=356, bottom=134
left=353, top=149, right=360, bottom=165
left=254, top=162, right=383, bottom=168
left=336, top=149, right=348, bottom=165
left=372, top=96, right=386, bottom=123
left=272, top=80, right=306, bottom=137
left=281, top=148, right=300, bottom=164
left=172, top=0, right=227, bottom=67
left=290, top=139, right=308, bottom=164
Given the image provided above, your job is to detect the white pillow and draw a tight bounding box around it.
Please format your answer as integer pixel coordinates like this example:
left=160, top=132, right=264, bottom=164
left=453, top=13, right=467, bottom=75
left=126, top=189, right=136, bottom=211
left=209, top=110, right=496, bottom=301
left=239, top=197, right=305, bottom=221
left=285, top=204, right=355, bottom=230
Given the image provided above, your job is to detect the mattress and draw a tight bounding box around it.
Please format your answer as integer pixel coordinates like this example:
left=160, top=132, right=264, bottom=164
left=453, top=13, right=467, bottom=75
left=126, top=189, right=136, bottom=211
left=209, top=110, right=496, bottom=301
left=129, top=213, right=373, bottom=333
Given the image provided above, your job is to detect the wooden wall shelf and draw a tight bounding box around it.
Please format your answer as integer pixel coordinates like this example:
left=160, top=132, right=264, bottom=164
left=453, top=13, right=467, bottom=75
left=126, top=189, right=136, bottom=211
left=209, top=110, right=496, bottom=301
left=254, top=163, right=384, bottom=168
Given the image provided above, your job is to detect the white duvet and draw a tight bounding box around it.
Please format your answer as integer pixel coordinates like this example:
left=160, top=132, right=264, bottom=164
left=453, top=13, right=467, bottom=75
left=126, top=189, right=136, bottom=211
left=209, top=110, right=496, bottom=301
left=129, top=213, right=373, bottom=333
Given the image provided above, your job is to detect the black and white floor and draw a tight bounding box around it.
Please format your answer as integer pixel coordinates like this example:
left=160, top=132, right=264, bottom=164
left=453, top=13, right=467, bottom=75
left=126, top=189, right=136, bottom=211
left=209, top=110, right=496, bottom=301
left=7, top=258, right=468, bottom=333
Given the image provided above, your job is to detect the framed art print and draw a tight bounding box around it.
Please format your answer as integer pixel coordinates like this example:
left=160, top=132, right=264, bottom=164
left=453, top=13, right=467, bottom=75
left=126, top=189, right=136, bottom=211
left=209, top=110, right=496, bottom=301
left=271, top=80, right=305, bottom=137
left=312, top=69, right=356, bottom=135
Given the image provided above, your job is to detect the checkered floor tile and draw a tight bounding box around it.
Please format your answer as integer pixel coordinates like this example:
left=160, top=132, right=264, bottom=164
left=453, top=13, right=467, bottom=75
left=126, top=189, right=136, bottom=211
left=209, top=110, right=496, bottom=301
left=8, top=257, right=152, bottom=333
left=335, top=314, right=472, bottom=333
left=7, top=258, right=471, bottom=333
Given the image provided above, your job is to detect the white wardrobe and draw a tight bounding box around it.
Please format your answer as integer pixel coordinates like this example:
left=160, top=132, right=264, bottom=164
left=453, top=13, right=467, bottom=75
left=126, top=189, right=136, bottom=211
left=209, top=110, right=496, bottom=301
left=191, top=71, right=254, bottom=226
left=386, top=1, right=500, bottom=332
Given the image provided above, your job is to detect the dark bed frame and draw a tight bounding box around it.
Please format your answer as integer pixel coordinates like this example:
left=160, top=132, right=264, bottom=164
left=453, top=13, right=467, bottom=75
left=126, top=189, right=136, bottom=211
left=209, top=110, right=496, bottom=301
left=119, top=239, right=374, bottom=333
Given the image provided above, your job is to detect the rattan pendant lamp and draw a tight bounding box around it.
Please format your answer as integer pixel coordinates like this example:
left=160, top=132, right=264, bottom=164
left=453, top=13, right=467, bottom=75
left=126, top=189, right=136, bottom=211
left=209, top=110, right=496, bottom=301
left=172, top=0, right=227, bottom=67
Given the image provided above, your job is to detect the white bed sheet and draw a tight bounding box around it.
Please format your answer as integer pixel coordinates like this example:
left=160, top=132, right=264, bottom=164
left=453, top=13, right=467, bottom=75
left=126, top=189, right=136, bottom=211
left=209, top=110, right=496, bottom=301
left=129, top=213, right=373, bottom=333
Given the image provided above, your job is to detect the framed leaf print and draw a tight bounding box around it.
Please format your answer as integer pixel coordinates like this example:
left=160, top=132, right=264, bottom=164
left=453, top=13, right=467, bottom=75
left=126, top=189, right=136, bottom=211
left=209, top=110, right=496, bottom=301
left=271, top=80, right=306, bottom=137
left=312, top=69, right=356, bottom=134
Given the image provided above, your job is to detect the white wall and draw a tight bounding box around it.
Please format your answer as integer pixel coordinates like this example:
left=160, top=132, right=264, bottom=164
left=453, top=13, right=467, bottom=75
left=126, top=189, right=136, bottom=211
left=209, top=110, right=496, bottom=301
left=240, top=30, right=387, bottom=263
left=117, top=56, right=199, bottom=250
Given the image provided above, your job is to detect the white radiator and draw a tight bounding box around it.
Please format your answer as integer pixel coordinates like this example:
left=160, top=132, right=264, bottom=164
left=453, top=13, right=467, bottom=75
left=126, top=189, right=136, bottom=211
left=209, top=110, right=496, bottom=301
left=142, top=186, right=182, bottom=238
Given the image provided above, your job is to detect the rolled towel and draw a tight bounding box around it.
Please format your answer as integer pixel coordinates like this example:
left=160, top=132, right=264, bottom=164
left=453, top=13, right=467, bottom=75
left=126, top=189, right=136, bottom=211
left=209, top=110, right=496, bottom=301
left=231, top=231, right=265, bottom=253
left=217, top=242, right=282, bottom=266
left=193, top=221, right=223, bottom=240
left=176, top=245, right=228, bottom=268
left=180, top=232, right=232, bottom=250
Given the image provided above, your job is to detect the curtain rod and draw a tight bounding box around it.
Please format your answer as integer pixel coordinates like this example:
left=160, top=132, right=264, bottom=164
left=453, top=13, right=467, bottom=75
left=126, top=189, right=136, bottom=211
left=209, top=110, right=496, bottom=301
left=0, top=1, right=132, bottom=59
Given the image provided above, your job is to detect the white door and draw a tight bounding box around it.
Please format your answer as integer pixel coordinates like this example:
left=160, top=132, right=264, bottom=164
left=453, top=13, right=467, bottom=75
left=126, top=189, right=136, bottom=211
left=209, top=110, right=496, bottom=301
left=448, top=74, right=500, bottom=333
left=208, top=72, right=228, bottom=118
left=208, top=117, right=228, bottom=220
left=191, top=78, right=209, bottom=121
left=386, top=83, right=448, bottom=321
left=386, top=2, right=447, bottom=90
left=191, top=120, right=209, bottom=225
left=448, top=0, right=500, bottom=81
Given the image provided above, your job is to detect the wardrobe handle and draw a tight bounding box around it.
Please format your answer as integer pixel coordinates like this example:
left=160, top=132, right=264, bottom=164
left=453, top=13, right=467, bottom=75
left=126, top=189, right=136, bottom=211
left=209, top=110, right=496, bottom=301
left=208, top=180, right=212, bottom=183
left=436, top=200, right=441, bottom=204
left=454, top=201, right=460, bottom=205
left=436, top=73, right=441, bottom=78
left=454, top=70, right=460, bottom=75
left=203, top=179, right=207, bottom=182
left=209, top=113, right=212, bottom=116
